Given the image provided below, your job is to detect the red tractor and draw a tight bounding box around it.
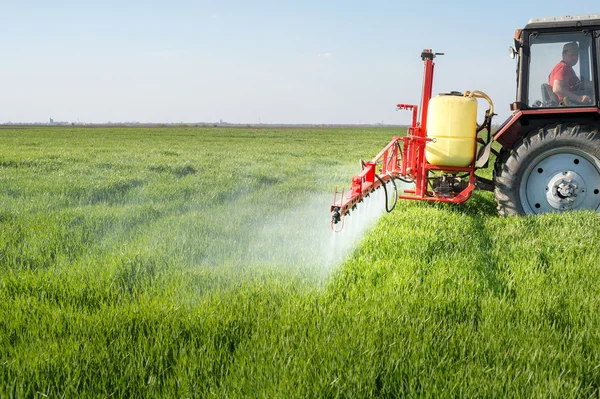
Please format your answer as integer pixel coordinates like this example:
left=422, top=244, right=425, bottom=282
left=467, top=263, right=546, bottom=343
left=331, top=14, right=600, bottom=228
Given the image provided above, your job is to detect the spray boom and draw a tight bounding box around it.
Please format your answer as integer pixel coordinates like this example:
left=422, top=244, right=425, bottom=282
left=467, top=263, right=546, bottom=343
left=330, top=138, right=402, bottom=229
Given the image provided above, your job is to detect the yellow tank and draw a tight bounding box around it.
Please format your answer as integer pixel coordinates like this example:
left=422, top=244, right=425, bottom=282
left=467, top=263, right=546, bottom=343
left=425, top=93, right=477, bottom=167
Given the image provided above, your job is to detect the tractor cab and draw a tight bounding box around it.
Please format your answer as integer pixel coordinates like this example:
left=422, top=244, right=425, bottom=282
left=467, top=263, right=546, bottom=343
left=492, top=15, right=600, bottom=216
left=495, top=14, right=600, bottom=149
left=512, top=14, right=600, bottom=110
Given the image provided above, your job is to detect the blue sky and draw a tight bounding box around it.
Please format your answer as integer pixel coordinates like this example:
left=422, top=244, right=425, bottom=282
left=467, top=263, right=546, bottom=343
left=1, top=1, right=598, bottom=124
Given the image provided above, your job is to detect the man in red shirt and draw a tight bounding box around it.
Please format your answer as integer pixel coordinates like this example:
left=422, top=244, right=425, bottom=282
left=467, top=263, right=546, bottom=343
left=548, top=42, right=591, bottom=104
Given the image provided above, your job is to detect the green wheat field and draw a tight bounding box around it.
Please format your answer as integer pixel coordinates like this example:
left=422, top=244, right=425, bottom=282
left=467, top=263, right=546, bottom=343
left=1, top=125, right=599, bottom=398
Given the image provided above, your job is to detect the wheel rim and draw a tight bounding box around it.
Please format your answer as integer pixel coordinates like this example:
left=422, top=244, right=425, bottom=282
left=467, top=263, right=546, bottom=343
left=519, top=147, right=600, bottom=214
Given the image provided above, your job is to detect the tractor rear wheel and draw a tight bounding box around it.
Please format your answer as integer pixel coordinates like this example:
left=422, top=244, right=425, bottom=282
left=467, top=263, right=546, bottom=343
left=494, top=123, right=600, bottom=216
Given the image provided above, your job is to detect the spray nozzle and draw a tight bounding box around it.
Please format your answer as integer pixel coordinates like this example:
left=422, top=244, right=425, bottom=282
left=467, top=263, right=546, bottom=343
left=331, top=207, right=341, bottom=225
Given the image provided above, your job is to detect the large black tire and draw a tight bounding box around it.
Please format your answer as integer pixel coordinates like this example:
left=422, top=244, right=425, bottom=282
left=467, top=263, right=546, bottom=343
left=494, top=123, right=600, bottom=216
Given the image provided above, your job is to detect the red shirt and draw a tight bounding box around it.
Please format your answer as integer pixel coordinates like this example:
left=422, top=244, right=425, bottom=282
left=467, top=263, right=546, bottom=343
left=548, top=61, right=581, bottom=100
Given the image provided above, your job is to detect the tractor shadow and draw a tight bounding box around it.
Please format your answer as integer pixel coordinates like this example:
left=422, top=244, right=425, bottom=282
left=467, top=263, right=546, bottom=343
left=419, top=192, right=513, bottom=299
left=457, top=192, right=499, bottom=217
left=423, top=191, right=498, bottom=218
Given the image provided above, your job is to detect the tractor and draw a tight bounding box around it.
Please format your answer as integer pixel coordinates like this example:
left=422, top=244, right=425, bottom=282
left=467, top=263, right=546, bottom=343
left=331, top=14, right=600, bottom=229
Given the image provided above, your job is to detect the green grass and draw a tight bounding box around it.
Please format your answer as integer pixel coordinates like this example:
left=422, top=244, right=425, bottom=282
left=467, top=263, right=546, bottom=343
left=1, top=126, right=600, bottom=397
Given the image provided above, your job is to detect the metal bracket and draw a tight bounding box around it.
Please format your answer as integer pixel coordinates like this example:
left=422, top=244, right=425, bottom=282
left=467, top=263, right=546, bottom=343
left=475, top=141, right=493, bottom=169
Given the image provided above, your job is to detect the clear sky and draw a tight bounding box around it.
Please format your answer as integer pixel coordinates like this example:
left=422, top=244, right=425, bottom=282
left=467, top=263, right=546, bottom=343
left=1, top=1, right=598, bottom=125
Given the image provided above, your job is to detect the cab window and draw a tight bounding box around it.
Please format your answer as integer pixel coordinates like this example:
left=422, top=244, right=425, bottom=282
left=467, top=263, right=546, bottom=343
left=527, top=33, right=595, bottom=107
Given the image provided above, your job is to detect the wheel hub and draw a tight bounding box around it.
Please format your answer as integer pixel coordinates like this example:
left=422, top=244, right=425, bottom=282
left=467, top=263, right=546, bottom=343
left=521, top=150, right=600, bottom=214
left=546, top=171, right=586, bottom=210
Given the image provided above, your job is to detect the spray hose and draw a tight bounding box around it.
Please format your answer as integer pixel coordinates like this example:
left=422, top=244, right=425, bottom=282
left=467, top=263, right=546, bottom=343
left=463, top=90, right=494, bottom=116
left=375, top=174, right=398, bottom=213
left=464, top=90, right=495, bottom=135
left=383, top=141, right=414, bottom=184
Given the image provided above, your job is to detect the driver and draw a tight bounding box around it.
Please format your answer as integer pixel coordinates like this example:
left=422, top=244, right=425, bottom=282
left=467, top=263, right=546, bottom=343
left=548, top=42, right=591, bottom=104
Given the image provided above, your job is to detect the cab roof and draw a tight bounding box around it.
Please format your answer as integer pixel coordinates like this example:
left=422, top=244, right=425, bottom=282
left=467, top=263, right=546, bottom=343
left=525, top=14, right=600, bottom=30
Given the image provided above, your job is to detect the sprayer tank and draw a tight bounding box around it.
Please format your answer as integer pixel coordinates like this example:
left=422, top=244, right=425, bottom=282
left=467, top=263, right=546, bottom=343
left=425, top=93, right=477, bottom=167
